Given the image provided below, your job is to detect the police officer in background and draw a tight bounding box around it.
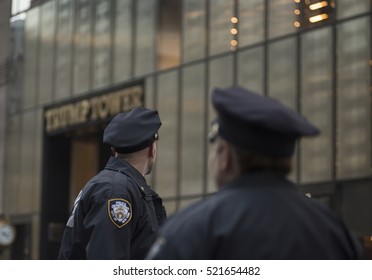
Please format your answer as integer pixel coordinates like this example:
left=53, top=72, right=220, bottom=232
left=59, top=107, right=167, bottom=259
left=147, top=86, right=364, bottom=260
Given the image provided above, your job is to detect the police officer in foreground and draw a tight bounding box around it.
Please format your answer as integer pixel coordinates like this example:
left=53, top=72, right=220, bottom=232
left=147, top=86, right=364, bottom=260
left=59, top=107, right=167, bottom=259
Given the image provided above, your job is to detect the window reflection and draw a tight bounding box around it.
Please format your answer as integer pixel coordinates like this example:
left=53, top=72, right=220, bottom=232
left=113, top=0, right=132, bottom=83
left=268, top=0, right=297, bottom=38
left=93, top=0, right=111, bottom=89
left=183, top=0, right=206, bottom=63
left=337, top=0, right=370, bottom=19
left=181, top=64, right=206, bottom=196
left=38, top=0, right=55, bottom=103
left=73, top=0, right=92, bottom=95
left=135, top=0, right=156, bottom=76
left=154, top=71, right=179, bottom=199
left=209, top=0, right=233, bottom=56
left=268, top=38, right=297, bottom=182
left=208, top=56, right=233, bottom=193
left=237, top=47, right=264, bottom=94
left=157, top=0, right=181, bottom=70
left=55, top=0, right=73, bottom=99
left=337, top=18, right=371, bottom=179
left=238, top=0, right=264, bottom=46
left=300, top=28, right=333, bottom=183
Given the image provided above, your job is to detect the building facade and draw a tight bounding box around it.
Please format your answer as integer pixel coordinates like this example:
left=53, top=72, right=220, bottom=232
left=1, top=0, right=371, bottom=259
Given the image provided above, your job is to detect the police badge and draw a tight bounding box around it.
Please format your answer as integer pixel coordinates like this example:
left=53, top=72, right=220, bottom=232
left=108, top=199, right=132, bottom=228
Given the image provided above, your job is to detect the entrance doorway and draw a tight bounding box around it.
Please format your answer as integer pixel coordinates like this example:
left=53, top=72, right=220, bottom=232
left=40, top=127, right=111, bottom=259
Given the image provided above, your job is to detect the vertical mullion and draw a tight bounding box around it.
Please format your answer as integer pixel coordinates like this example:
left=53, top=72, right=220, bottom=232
left=263, top=0, right=269, bottom=96
left=203, top=0, right=210, bottom=198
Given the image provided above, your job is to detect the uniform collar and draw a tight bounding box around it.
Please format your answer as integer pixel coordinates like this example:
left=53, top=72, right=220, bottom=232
left=223, top=172, right=298, bottom=192
left=105, top=156, right=152, bottom=194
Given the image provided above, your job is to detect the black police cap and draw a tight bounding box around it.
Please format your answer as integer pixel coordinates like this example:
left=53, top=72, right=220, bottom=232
left=103, top=107, right=161, bottom=154
left=210, top=86, right=319, bottom=157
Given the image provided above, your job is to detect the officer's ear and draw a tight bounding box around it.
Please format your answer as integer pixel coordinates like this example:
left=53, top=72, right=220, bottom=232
left=111, top=147, right=117, bottom=156
left=148, top=142, right=157, bottom=158
left=217, top=139, right=235, bottom=173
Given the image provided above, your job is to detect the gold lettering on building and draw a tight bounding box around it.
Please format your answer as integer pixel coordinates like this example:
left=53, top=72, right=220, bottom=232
left=45, top=85, right=144, bottom=134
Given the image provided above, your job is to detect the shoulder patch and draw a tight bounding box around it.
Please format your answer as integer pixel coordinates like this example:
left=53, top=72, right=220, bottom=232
left=108, top=198, right=132, bottom=228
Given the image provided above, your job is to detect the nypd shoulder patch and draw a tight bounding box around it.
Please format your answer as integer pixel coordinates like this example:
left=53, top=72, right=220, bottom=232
left=108, top=198, right=132, bottom=228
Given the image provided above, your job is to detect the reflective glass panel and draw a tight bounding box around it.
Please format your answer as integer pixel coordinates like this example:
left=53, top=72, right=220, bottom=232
left=154, top=71, right=179, bottom=198
left=183, top=0, right=206, bottom=62
left=73, top=0, right=92, bottom=95
left=19, top=111, right=35, bottom=212
left=238, top=0, right=264, bottom=46
left=300, top=27, right=333, bottom=183
left=4, top=116, right=21, bottom=213
left=55, top=0, right=73, bottom=100
left=207, top=56, right=233, bottom=193
left=38, top=0, right=55, bottom=104
left=22, top=7, right=39, bottom=108
left=113, top=0, right=132, bottom=83
left=135, top=0, right=156, bottom=76
left=268, top=38, right=297, bottom=182
left=337, top=17, right=371, bottom=179
left=157, top=0, right=181, bottom=70
left=268, top=0, right=297, bottom=39
left=337, top=0, right=370, bottom=19
left=93, top=0, right=111, bottom=89
left=180, top=63, right=206, bottom=196
left=209, top=0, right=234, bottom=56
left=237, top=47, right=264, bottom=94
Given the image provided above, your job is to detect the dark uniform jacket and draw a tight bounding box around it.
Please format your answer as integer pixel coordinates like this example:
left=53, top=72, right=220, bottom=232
left=149, top=172, right=364, bottom=259
left=58, top=157, right=166, bottom=260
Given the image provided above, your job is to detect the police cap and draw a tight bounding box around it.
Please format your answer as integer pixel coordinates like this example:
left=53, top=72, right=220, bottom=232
left=103, top=107, right=161, bottom=154
left=210, top=86, right=319, bottom=157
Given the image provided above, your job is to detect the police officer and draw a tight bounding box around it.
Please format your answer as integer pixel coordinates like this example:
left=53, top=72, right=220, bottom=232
left=59, top=107, right=167, bottom=259
left=147, top=86, right=364, bottom=260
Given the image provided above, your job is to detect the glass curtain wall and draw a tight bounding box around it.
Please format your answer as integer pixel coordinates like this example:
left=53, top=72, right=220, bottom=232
left=7, top=0, right=372, bottom=217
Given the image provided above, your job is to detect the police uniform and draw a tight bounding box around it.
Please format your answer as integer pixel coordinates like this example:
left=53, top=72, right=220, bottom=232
left=147, top=87, right=365, bottom=260
left=58, top=107, right=167, bottom=259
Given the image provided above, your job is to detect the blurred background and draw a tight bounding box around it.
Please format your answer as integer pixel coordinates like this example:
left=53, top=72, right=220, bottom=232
left=0, top=0, right=371, bottom=259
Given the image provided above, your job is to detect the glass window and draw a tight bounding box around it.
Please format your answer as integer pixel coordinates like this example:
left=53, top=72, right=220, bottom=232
left=180, top=64, right=206, bottom=196
left=209, top=0, right=234, bottom=56
left=268, top=38, right=298, bottom=182
left=238, top=0, right=264, bottom=46
left=208, top=56, right=233, bottom=193
left=179, top=197, right=202, bottom=211
left=12, top=0, right=31, bottom=15
left=163, top=200, right=177, bottom=215
left=8, top=13, right=26, bottom=114
left=92, top=0, right=111, bottom=89
left=55, top=0, right=74, bottom=100
left=154, top=71, right=179, bottom=198
left=22, top=7, right=39, bottom=109
left=337, top=0, right=370, bottom=19
left=300, top=27, right=333, bottom=183
left=157, top=0, right=181, bottom=70
left=4, top=116, right=21, bottom=213
left=268, top=0, right=297, bottom=39
left=268, top=38, right=297, bottom=109
left=73, top=0, right=92, bottom=95
left=144, top=76, right=155, bottom=109
left=32, top=109, right=43, bottom=211
left=38, top=0, right=55, bottom=104
left=19, top=111, right=35, bottom=212
left=182, top=0, right=206, bottom=63
left=135, top=0, right=156, bottom=76
left=237, top=47, right=264, bottom=94
left=113, top=0, right=132, bottom=83
left=337, top=17, right=371, bottom=179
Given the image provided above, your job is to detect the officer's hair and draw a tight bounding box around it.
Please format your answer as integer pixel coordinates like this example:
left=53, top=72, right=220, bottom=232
left=231, top=146, right=292, bottom=177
